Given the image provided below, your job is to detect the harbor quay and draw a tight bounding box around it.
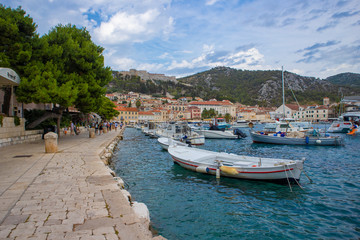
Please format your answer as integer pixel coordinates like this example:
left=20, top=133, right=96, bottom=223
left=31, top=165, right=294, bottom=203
left=0, top=128, right=165, bottom=240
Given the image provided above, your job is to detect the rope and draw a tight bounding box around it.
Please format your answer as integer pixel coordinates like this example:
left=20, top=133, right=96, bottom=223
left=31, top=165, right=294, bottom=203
left=284, top=165, right=293, bottom=192
left=302, top=169, right=313, bottom=183
left=286, top=80, right=301, bottom=109
left=288, top=166, right=304, bottom=190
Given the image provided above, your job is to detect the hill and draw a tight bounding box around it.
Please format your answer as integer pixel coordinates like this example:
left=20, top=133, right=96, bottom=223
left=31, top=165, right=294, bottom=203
left=107, top=67, right=360, bottom=106
left=325, top=72, right=360, bottom=87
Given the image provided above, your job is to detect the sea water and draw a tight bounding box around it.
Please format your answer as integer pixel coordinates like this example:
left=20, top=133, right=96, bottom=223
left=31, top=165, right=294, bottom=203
left=111, top=126, right=360, bottom=240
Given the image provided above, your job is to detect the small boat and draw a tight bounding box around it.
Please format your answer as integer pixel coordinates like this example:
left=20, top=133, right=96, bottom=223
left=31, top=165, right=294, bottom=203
left=156, top=122, right=205, bottom=145
left=195, top=125, right=247, bottom=139
left=232, top=119, right=249, bottom=128
left=327, top=112, right=360, bottom=133
left=168, top=145, right=305, bottom=182
left=157, top=137, right=188, bottom=151
left=249, top=130, right=343, bottom=146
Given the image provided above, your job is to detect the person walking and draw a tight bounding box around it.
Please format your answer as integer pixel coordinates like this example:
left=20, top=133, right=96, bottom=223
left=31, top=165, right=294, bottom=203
left=70, top=121, right=75, bottom=135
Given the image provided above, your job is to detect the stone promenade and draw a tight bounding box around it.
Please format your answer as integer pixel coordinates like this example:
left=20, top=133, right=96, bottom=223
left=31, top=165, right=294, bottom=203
left=0, top=128, right=164, bottom=240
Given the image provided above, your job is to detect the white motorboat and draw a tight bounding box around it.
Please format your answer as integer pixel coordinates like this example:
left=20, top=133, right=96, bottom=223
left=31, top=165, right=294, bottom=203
left=196, top=128, right=247, bottom=139
left=232, top=119, right=249, bottom=128
left=156, top=122, right=205, bottom=145
left=196, top=129, right=237, bottom=139
left=327, top=112, right=360, bottom=133
left=157, top=137, right=188, bottom=151
left=168, top=145, right=305, bottom=182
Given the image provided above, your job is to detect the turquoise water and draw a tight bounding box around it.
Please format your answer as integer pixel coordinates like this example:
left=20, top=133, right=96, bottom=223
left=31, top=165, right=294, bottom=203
left=112, top=126, right=360, bottom=240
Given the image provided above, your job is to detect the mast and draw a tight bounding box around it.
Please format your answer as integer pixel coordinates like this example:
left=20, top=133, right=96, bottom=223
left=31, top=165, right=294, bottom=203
left=282, top=66, right=285, bottom=119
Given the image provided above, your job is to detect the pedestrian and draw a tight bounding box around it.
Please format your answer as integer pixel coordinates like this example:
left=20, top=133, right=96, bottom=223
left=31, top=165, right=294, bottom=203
left=70, top=121, right=75, bottom=135
left=115, top=122, right=118, bottom=131
left=99, top=122, right=103, bottom=135
left=95, top=122, right=99, bottom=135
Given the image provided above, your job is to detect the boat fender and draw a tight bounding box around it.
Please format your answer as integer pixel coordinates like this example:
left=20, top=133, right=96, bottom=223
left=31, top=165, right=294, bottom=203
left=196, top=166, right=210, bottom=174
left=316, top=140, right=321, bottom=144
left=280, top=133, right=285, bottom=137
left=305, top=136, right=309, bottom=144
left=220, top=166, right=238, bottom=175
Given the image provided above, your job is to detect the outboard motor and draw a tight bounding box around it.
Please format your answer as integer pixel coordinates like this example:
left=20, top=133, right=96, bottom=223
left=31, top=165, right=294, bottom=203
left=233, top=128, right=247, bottom=139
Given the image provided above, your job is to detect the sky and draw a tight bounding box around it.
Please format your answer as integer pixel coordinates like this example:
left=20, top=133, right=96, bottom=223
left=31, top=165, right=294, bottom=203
left=2, top=0, right=360, bottom=79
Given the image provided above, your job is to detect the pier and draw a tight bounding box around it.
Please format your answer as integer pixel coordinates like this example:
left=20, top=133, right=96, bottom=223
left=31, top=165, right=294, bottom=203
left=0, top=128, right=164, bottom=239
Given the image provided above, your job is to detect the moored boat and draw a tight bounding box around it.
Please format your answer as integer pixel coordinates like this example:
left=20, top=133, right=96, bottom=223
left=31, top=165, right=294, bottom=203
left=157, top=137, right=188, bottom=150
left=327, top=112, right=360, bottom=133
left=249, top=130, right=343, bottom=146
left=167, top=145, right=305, bottom=182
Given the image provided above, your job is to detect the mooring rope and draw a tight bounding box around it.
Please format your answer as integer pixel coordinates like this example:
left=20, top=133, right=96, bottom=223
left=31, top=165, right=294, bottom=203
left=284, top=165, right=293, bottom=192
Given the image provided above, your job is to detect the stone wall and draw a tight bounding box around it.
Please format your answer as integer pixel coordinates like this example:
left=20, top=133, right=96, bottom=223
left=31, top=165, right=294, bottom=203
left=0, top=117, right=43, bottom=147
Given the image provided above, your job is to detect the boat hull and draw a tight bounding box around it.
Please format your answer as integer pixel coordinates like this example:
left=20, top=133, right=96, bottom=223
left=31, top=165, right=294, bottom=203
left=327, top=121, right=352, bottom=133
left=250, top=131, right=342, bottom=146
left=168, top=146, right=303, bottom=182
left=157, top=137, right=187, bottom=150
left=196, top=130, right=238, bottom=139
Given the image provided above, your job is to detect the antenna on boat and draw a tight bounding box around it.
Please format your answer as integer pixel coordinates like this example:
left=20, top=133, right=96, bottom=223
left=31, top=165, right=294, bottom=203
left=282, top=66, right=285, bottom=119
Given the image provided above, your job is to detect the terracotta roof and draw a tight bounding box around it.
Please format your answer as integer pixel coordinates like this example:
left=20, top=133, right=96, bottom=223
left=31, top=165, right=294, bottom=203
left=115, top=107, right=139, bottom=112
left=285, top=104, right=300, bottom=111
left=189, top=101, right=233, bottom=106
left=139, top=111, right=154, bottom=115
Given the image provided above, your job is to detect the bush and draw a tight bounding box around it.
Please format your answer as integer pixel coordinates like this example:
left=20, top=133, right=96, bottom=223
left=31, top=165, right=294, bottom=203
left=14, top=115, right=20, bottom=126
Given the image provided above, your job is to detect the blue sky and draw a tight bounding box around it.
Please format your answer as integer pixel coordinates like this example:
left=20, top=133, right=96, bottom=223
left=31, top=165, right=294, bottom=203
left=3, top=0, right=360, bottom=79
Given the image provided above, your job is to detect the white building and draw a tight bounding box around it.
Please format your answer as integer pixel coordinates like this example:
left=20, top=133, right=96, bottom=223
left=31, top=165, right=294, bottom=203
left=188, top=100, right=236, bottom=117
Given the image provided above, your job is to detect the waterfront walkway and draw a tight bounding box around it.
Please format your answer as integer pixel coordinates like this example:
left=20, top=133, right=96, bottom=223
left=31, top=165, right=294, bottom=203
left=0, top=128, right=162, bottom=239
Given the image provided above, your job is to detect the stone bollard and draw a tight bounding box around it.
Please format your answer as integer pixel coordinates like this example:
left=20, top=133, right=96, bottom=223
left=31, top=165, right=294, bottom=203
left=44, top=132, right=58, bottom=153
left=89, top=128, right=95, bottom=138
left=103, top=127, right=107, bottom=134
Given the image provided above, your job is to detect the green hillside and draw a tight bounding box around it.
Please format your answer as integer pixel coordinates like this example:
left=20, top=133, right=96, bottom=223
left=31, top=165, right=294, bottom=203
left=108, top=67, right=360, bottom=106
left=325, top=72, right=360, bottom=87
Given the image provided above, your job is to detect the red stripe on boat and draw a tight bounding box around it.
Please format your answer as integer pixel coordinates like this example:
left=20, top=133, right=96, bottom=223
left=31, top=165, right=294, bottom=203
left=172, top=157, right=294, bottom=173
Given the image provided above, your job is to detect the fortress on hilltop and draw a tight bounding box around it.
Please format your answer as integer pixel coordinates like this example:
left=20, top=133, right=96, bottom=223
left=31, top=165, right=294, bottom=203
left=119, top=69, right=177, bottom=82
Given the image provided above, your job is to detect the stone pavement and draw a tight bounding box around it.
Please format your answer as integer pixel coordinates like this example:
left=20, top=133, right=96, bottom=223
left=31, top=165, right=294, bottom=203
left=0, top=128, right=164, bottom=240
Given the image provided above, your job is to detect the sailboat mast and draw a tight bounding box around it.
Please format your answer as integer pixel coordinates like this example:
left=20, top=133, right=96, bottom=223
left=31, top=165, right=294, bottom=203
left=282, top=66, right=285, bottom=119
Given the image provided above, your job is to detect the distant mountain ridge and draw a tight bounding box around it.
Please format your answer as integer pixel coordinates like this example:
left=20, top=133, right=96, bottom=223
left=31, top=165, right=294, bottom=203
left=325, top=72, right=360, bottom=87
left=108, top=67, right=360, bottom=106
left=177, top=67, right=360, bottom=106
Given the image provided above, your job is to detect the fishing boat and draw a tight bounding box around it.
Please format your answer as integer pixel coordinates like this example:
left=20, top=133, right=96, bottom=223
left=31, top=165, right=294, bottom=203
left=157, top=137, right=188, bottom=151
left=167, top=145, right=305, bottom=182
left=249, top=130, right=343, bottom=146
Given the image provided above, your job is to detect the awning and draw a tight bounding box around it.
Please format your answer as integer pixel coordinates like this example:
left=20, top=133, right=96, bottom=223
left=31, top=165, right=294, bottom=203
left=0, top=68, right=20, bottom=86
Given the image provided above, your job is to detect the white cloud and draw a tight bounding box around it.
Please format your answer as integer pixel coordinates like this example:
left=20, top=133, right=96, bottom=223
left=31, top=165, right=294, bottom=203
left=93, top=9, right=161, bottom=44
left=113, top=57, right=136, bottom=70
left=167, top=46, right=269, bottom=72
left=206, top=0, right=221, bottom=6
left=137, top=63, right=165, bottom=72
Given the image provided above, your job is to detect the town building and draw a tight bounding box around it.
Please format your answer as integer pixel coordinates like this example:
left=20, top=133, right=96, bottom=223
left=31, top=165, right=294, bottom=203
left=114, top=106, right=138, bottom=124
left=188, top=100, right=236, bottom=118
left=273, top=104, right=300, bottom=119
left=293, top=106, right=329, bottom=122
left=188, top=106, right=201, bottom=119
left=138, top=111, right=155, bottom=122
